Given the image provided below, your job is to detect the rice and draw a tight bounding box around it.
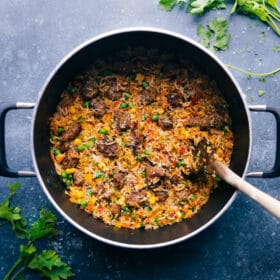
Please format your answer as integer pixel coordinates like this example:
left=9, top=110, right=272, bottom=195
left=49, top=47, right=233, bottom=229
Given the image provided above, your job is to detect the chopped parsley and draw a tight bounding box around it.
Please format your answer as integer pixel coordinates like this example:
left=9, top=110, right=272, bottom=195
left=142, top=81, right=149, bottom=89
left=258, top=90, right=266, bottom=97
left=273, top=45, right=280, bottom=52
left=176, top=159, right=186, bottom=167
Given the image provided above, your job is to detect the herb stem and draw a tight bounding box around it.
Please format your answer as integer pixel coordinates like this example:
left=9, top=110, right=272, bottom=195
left=4, top=257, right=22, bottom=280
left=10, top=266, right=25, bottom=280
left=226, top=64, right=280, bottom=77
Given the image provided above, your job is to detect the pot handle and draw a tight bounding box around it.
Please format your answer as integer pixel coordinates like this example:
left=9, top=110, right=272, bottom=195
left=0, top=102, right=37, bottom=177
left=247, top=105, right=280, bottom=178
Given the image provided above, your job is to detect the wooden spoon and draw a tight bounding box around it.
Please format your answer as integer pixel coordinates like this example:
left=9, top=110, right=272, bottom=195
left=211, top=160, right=280, bottom=220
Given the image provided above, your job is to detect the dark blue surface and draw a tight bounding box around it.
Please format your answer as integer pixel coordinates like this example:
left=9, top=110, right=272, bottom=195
left=0, top=1, right=280, bottom=279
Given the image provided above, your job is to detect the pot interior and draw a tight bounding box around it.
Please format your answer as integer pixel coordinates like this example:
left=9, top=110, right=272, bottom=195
left=33, top=30, right=250, bottom=247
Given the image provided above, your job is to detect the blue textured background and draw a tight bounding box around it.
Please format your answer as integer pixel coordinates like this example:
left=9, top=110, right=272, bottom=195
left=0, top=1, right=279, bottom=279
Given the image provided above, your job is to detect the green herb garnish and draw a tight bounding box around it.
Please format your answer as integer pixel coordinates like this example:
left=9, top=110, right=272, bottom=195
left=83, top=101, right=90, bottom=108
left=158, top=0, right=187, bottom=11
left=273, top=45, right=280, bottom=52
left=188, top=194, right=197, bottom=201
left=231, top=0, right=280, bottom=36
left=0, top=183, right=74, bottom=280
left=176, top=159, right=186, bottom=167
left=198, top=17, right=231, bottom=51
left=188, top=0, right=226, bottom=15
left=142, top=81, right=149, bottom=89
left=141, top=170, right=147, bottom=178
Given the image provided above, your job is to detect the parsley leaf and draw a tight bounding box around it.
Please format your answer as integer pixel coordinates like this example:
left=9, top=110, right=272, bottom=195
left=1, top=183, right=74, bottom=280
left=158, top=0, right=187, bottom=11
left=26, top=209, right=58, bottom=242
left=197, top=24, right=211, bottom=47
left=0, top=182, right=27, bottom=239
left=20, top=244, right=37, bottom=265
left=231, top=0, right=280, bottom=36
left=4, top=244, right=37, bottom=280
left=197, top=17, right=231, bottom=51
left=208, top=16, right=231, bottom=50
left=28, top=250, right=74, bottom=280
left=188, top=0, right=226, bottom=15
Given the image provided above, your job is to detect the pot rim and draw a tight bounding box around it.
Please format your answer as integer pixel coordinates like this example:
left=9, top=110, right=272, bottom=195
left=30, top=27, right=252, bottom=249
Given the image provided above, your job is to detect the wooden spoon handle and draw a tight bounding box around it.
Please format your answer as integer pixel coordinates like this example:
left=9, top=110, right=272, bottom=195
left=211, top=160, right=280, bottom=220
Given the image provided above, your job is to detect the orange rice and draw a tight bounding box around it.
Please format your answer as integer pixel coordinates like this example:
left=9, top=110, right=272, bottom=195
left=49, top=47, right=233, bottom=229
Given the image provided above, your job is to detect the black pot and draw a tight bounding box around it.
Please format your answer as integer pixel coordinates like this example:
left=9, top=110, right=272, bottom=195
left=1, top=28, right=280, bottom=249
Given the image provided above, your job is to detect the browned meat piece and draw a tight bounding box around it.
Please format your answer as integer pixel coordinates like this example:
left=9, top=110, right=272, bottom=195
left=170, top=175, right=183, bottom=186
left=110, top=203, right=121, bottom=216
left=101, top=189, right=114, bottom=200
left=73, top=170, right=84, bottom=186
left=166, top=91, right=182, bottom=107
left=90, top=97, right=106, bottom=117
left=192, top=139, right=209, bottom=173
left=82, top=79, right=99, bottom=100
left=185, top=114, right=225, bottom=128
left=161, top=63, right=179, bottom=79
left=175, top=189, right=190, bottom=201
left=209, top=128, right=224, bottom=135
left=62, top=152, right=79, bottom=168
left=154, top=191, right=168, bottom=202
left=114, top=110, right=131, bottom=131
left=50, top=123, right=60, bottom=137
left=93, top=182, right=105, bottom=196
left=59, top=94, right=74, bottom=108
left=112, top=61, right=136, bottom=74
left=146, top=166, right=165, bottom=185
left=125, top=190, right=147, bottom=207
left=158, top=114, right=173, bottom=130
left=57, top=142, right=70, bottom=153
left=139, top=88, right=156, bottom=105
left=107, top=84, right=122, bottom=100
left=96, top=136, right=119, bottom=158
left=60, top=123, right=81, bottom=142
left=130, top=128, right=144, bottom=153
left=112, top=171, right=126, bottom=189
left=71, top=75, right=86, bottom=92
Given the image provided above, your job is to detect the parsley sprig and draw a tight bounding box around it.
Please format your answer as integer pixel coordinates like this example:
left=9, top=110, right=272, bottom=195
left=231, top=0, right=280, bottom=36
left=0, top=183, right=74, bottom=280
left=158, top=0, right=280, bottom=36
left=188, top=0, right=226, bottom=15
left=197, top=16, right=231, bottom=51
left=0, top=182, right=27, bottom=239
left=158, top=0, right=226, bottom=15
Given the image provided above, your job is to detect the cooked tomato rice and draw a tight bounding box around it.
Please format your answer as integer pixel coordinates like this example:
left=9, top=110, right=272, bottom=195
left=49, top=47, right=234, bottom=229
